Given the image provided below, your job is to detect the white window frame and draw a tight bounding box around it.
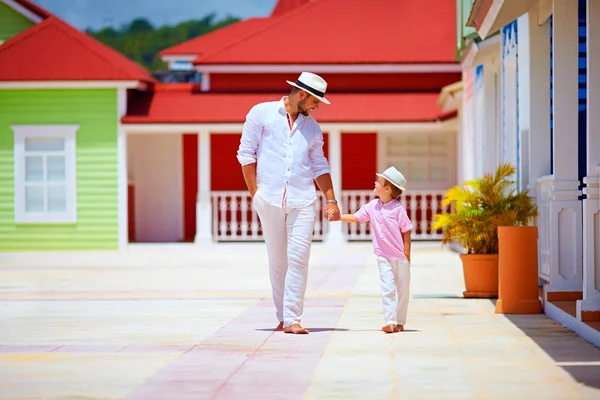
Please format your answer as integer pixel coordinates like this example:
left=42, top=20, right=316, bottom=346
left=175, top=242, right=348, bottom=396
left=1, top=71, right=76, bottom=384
left=377, top=129, right=457, bottom=191
left=12, top=125, right=78, bottom=224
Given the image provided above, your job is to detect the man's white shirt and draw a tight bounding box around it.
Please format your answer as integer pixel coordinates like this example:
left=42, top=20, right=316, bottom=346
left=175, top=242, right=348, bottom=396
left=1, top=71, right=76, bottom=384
left=237, top=97, right=331, bottom=208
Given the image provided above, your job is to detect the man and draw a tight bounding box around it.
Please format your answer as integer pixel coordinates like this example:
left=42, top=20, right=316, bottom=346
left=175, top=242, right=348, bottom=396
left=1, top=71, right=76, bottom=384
left=237, top=72, right=341, bottom=334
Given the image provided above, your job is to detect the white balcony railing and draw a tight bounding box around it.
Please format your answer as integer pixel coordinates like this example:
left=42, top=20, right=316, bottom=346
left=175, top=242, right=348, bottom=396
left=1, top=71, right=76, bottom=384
left=211, top=190, right=449, bottom=242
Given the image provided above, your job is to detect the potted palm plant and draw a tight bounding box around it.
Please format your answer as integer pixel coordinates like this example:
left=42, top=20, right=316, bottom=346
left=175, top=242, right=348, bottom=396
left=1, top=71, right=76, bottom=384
left=432, top=163, right=537, bottom=298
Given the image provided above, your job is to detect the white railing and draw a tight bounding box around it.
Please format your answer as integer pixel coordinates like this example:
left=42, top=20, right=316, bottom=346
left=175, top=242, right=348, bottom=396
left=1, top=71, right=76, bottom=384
left=537, top=175, right=553, bottom=280
left=211, top=190, right=449, bottom=242
left=341, top=190, right=450, bottom=241
left=211, top=191, right=327, bottom=242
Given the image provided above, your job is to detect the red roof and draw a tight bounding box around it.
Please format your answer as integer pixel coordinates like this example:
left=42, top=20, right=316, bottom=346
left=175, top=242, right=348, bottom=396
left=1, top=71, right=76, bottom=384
left=193, top=0, right=456, bottom=65
left=14, top=0, right=53, bottom=19
left=159, top=18, right=271, bottom=57
left=270, top=0, right=311, bottom=16
left=160, top=0, right=311, bottom=57
left=0, top=17, right=154, bottom=83
left=122, top=84, right=446, bottom=124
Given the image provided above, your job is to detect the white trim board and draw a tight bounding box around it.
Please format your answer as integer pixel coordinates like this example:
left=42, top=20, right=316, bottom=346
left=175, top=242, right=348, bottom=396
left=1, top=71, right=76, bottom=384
left=0, top=81, right=143, bottom=89
left=545, top=301, right=600, bottom=348
left=462, top=35, right=501, bottom=69
left=194, top=64, right=462, bottom=74
left=11, top=124, right=79, bottom=224
left=117, top=88, right=128, bottom=250
left=124, top=122, right=452, bottom=134
left=1, top=0, right=43, bottom=23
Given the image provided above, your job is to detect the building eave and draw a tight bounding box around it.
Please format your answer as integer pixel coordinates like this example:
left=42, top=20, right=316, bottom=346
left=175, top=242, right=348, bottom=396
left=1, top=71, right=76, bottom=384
left=192, top=64, right=462, bottom=74
left=466, top=0, right=534, bottom=40
left=461, top=34, right=501, bottom=69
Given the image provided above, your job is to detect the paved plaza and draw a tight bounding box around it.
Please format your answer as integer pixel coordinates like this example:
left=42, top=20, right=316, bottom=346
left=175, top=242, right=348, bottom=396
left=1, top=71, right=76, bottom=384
left=0, top=242, right=599, bottom=399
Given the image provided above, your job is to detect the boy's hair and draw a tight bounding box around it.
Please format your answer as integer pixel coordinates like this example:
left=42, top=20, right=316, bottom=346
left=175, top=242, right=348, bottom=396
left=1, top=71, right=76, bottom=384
left=383, top=179, right=403, bottom=200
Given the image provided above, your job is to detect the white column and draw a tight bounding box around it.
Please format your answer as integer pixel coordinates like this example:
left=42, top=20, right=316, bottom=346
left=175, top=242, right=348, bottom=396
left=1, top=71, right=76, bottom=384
left=117, top=88, right=128, bottom=250
left=578, top=0, right=600, bottom=315
left=201, top=72, right=210, bottom=92
left=483, top=59, right=499, bottom=175
left=546, top=0, right=583, bottom=292
left=195, top=131, right=213, bottom=244
left=526, top=5, right=552, bottom=195
left=326, top=129, right=345, bottom=243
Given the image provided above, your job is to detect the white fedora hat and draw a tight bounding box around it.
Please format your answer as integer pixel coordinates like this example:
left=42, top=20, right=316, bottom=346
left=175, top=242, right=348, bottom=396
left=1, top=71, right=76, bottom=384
left=286, top=72, right=331, bottom=104
left=377, top=167, right=407, bottom=191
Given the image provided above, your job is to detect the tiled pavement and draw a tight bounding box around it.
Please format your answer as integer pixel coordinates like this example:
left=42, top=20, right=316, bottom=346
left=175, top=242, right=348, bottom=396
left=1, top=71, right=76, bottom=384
left=0, top=242, right=599, bottom=399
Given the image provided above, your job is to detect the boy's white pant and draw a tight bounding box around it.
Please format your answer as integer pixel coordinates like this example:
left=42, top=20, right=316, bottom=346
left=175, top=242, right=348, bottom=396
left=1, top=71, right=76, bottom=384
left=376, top=257, right=411, bottom=326
left=253, top=193, right=316, bottom=328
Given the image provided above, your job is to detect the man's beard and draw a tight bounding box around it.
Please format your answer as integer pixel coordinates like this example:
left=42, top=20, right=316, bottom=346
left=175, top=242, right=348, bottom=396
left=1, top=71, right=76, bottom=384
left=297, top=98, right=310, bottom=116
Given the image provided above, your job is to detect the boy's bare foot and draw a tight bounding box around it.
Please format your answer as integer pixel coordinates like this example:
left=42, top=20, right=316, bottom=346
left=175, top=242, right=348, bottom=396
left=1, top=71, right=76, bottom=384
left=394, top=325, right=404, bottom=332
left=283, top=324, right=309, bottom=334
left=275, top=322, right=284, bottom=331
left=381, top=324, right=397, bottom=333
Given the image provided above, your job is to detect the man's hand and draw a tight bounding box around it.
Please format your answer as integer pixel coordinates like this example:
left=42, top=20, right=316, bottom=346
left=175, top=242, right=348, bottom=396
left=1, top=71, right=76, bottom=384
left=325, top=202, right=340, bottom=221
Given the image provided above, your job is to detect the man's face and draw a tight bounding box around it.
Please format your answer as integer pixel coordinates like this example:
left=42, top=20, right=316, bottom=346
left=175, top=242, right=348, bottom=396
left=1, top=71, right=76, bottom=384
left=297, top=92, right=321, bottom=116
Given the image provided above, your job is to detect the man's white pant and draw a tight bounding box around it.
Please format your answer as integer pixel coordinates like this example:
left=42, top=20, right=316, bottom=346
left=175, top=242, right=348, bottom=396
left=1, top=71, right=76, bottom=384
left=376, top=256, right=411, bottom=326
left=253, top=193, right=316, bottom=328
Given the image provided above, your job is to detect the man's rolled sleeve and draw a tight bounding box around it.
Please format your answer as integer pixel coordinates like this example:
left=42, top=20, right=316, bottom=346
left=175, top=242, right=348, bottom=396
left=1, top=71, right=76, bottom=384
left=309, top=130, right=331, bottom=179
left=237, top=106, right=263, bottom=166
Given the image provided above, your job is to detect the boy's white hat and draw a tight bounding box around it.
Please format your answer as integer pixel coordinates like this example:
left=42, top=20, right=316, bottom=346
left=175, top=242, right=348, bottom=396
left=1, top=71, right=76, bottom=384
left=286, top=72, right=331, bottom=104
left=377, top=167, right=407, bottom=191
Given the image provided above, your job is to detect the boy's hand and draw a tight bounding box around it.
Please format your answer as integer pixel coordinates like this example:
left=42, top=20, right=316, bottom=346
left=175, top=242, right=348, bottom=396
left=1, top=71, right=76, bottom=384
left=326, top=208, right=339, bottom=222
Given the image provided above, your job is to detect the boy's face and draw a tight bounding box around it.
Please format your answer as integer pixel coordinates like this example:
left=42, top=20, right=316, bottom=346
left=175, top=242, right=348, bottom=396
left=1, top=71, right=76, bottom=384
left=373, top=176, right=389, bottom=197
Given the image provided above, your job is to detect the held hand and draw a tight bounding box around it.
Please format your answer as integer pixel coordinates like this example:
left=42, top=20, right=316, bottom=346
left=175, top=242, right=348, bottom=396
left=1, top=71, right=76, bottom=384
left=325, top=203, right=340, bottom=222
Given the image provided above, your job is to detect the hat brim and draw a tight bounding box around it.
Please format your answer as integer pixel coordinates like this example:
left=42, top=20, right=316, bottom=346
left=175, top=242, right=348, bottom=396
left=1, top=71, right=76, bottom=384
left=286, top=81, right=331, bottom=104
left=376, top=173, right=406, bottom=191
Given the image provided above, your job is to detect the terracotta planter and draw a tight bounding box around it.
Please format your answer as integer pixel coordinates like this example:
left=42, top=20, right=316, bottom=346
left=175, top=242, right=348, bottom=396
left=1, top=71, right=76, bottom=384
left=496, top=226, right=542, bottom=314
left=459, top=254, right=498, bottom=298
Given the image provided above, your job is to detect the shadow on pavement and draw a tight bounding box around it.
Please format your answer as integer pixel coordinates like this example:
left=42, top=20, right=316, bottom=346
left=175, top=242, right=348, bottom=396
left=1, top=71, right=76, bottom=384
left=503, top=311, right=600, bottom=390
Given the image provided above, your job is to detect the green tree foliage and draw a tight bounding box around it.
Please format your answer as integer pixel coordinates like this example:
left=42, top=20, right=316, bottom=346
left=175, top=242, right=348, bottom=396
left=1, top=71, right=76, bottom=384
left=432, top=163, right=538, bottom=254
left=86, top=14, right=240, bottom=71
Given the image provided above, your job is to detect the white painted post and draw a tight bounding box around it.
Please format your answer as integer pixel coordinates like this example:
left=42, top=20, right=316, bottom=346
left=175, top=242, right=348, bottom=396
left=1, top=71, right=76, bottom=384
left=483, top=59, right=500, bottom=175
left=117, top=88, right=128, bottom=250
left=525, top=4, right=552, bottom=196
left=195, top=131, right=213, bottom=244
left=326, top=129, right=345, bottom=243
left=546, top=0, right=583, bottom=293
left=578, top=0, right=600, bottom=315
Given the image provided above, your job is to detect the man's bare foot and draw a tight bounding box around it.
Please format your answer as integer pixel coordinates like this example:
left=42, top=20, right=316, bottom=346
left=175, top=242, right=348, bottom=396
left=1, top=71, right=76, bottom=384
left=394, top=325, right=404, bottom=332
left=382, top=324, right=397, bottom=333
left=275, top=322, right=284, bottom=331
left=283, top=324, right=309, bottom=334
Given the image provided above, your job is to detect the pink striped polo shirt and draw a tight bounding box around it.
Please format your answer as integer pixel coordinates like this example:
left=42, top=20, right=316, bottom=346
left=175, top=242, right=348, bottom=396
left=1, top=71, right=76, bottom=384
left=354, top=198, right=413, bottom=261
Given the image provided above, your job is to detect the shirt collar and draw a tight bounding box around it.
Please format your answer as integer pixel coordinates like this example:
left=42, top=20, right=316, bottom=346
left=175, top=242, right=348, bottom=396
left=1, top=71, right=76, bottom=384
left=278, top=97, right=305, bottom=122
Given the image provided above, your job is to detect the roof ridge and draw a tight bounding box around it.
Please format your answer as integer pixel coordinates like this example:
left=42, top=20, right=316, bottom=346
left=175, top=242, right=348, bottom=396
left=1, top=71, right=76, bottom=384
left=159, top=17, right=269, bottom=56
left=0, top=14, right=51, bottom=54
left=49, top=17, right=151, bottom=81
left=14, top=0, right=53, bottom=18
left=193, top=0, right=331, bottom=65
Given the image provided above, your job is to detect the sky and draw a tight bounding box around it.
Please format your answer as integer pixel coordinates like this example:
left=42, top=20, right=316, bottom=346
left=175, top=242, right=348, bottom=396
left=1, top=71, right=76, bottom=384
left=31, top=0, right=278, bottom=30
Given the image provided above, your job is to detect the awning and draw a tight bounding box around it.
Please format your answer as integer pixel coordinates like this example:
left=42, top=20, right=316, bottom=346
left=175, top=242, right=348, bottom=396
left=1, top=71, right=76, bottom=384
left=123, top=85, right=449, bottom=124
left=466, top=0, right=536, bottom=39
